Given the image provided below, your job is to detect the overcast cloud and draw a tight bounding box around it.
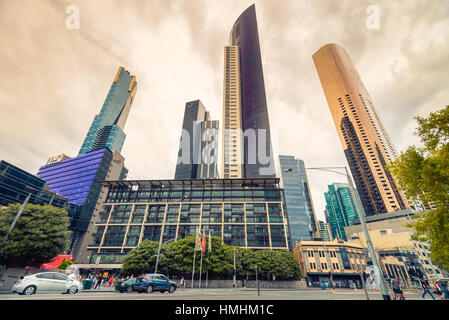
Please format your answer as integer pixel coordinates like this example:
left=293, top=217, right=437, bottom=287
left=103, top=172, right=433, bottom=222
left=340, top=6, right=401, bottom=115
left=1, top=0, right=449, bottom=221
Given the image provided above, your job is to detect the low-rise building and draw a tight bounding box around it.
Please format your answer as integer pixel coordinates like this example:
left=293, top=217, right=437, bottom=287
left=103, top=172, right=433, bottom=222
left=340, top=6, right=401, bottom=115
left=293, top=239, right=366, bottom=288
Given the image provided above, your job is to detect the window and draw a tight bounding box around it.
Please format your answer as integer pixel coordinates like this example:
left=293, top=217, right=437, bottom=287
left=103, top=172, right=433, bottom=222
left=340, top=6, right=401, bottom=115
left=54, top=274, right=70, bottom=281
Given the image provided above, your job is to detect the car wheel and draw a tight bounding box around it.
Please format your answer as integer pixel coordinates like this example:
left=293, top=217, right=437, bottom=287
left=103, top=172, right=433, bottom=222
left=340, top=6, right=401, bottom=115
left=146, top=285, right=153, bottom=293
left=23, top=286, right=36, bottom=295
left=169, top=285, right=176, bottom=293
left=126, top=287, right=133, bottom=293
left=68, top=286, right=78, bottom=294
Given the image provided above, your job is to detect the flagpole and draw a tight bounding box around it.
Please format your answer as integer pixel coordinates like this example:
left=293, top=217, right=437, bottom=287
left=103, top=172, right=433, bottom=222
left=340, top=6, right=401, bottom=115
left=206, top=231, right=211, bottom=288
left=199, top=246, right=203, bottom=288
left=191, top=248, right=196, bottom=289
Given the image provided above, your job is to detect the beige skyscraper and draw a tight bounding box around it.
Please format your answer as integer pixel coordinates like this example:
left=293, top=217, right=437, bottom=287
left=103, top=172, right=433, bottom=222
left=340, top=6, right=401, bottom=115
left=222, top=45, right=243, bottom=178
left=313, top=43, right=408, bottom=215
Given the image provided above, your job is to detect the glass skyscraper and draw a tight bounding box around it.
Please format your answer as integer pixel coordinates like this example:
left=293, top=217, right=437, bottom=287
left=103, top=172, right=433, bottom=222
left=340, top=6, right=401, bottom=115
left=223, top=4, right=275, bottom=178
left=279, top=155, right=319, bottom=247
left=79, top=66, right=137, bottom=155
left=324, top=183, right=364, bottom=241
left=175, top=100, right=219, bottom=179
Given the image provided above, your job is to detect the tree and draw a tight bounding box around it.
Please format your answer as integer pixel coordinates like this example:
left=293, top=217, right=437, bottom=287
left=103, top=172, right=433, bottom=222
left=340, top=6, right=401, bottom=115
left=57, top=258, right=73, bottom=271
left=120, top=235, right=301, bottom=280
left=389, top=105, right=449, bottom=271
left=0, top=204, right=71, bottom=267
left=120, top=240, right=159, bottom=276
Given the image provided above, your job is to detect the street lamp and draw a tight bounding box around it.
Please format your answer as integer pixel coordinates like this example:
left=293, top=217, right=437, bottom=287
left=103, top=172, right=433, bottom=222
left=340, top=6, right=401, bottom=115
left=154, top=195, right=187, bottom=274
left=284, top=166, right=391, bottom=300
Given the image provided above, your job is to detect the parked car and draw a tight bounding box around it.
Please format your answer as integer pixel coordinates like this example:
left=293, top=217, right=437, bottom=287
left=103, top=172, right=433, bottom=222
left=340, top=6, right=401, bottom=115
left=134, top=274, right=177, bottom=293
left=115, top=277, right=137, bottom=293
left=11, top=272, right=83, bottom=295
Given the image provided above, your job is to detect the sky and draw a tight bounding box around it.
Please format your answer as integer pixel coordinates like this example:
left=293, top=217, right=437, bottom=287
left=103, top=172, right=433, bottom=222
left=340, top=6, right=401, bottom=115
left=1, top=0, right=449, bottom=222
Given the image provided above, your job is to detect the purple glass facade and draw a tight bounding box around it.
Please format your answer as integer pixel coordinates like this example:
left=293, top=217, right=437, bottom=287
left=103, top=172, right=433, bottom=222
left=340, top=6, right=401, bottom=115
left=230, top=4, right=275, bottom=178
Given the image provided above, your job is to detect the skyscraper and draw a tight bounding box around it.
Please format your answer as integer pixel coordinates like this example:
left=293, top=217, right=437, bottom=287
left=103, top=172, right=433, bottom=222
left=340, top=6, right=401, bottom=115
left=79, top=66, right=137, bottom=155
left=313, top=43, right=409, bottom=216
left=175, top=100, right=219, bottom=179
left=223, top=4, right=275, bottom=178
left=279, top=155, right=319, bottom=246
left=324, top=183, right=363, bottom=241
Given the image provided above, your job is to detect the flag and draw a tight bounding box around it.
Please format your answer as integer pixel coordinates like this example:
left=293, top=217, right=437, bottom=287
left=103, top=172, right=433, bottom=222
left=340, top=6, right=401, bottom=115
left=201, top=228, right=206, bottom=253
left=208, top=231, right=212, bottom=252
left=195, top=227, right=202, bottom=251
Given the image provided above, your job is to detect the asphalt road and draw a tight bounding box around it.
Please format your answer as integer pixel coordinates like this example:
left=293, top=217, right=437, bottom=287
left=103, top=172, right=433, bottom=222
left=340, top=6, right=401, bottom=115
left=0, top=287, right=434, bottom=300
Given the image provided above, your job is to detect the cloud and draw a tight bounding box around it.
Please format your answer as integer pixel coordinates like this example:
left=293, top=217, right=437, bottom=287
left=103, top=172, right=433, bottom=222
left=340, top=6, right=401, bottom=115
left=1, top=0, right=449, bottom=222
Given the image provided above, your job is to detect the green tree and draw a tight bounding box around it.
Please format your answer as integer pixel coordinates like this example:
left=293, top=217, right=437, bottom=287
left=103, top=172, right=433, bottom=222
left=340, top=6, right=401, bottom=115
left=120, top=240, right=159, bottom=276
left=0, top=204, right=71, bottom=267
left=389, top=105, right=449, bottom=271
left=57, top=258, right=73, bottom=271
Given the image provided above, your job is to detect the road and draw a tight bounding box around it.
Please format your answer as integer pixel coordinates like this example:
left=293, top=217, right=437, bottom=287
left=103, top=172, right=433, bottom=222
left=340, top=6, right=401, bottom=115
left=0, top=287, right=432, bottom=300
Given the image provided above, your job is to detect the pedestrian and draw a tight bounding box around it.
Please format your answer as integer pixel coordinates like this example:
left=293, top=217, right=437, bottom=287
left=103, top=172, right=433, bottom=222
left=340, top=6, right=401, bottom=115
left=438, top=281, right=449, bottom=300
left=180, top=277, right=185, bottom=291
left=420, top=279, right=435, bottom=299
left=94, top=274, right=103, bottom=290
left=109, top=276, right=114, bottom=287
left=390, top=278, right=404, bottom=300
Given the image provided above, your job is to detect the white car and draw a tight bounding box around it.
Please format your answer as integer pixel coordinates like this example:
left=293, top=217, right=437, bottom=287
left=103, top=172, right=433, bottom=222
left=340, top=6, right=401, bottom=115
left=11, top=272, right=83, bottom=295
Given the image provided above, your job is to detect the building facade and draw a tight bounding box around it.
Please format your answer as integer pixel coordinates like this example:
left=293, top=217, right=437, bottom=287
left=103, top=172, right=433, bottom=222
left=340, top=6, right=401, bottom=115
left=345, top=210, right=448, bottom=281
left=37, top=148, right=127, bottom=232
left=223, top=4, right=275, bottom=178
left=293, top=239, right=366, bottom=288
left=79, top=66, right=137, bottom=155
left=175, top=100, right=219, bottom=179
left=76, top=178, right=289, bottom=266
left=324, top=182, right=363, bottom=241
left=279, top=155, right=319, bottom=245
left=0, top=160, right=80, bottom=222
left=313, top=43, right=408, bottom=216
left=318, top=220, right=332, bottom=242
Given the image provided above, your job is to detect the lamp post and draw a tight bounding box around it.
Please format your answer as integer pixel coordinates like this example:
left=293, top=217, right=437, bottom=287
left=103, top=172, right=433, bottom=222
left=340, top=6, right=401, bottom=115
left=284, top=166, right=391, bottom=300
left=2, top=193, right=31, bottom=245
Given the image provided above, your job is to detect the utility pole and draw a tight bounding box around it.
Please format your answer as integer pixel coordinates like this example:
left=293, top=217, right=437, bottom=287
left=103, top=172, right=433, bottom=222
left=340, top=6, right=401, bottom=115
left=256, top=265, right=260, bottom=296
left=345, top=167, right=391, bottom=300
left=233, top=247, right=236, bottom=288
left=2, top=193, right=31, bottom=245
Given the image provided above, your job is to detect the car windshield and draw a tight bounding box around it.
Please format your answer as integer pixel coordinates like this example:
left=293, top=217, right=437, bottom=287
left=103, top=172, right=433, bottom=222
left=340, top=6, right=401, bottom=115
left=126, top=278, right=136, bottom=284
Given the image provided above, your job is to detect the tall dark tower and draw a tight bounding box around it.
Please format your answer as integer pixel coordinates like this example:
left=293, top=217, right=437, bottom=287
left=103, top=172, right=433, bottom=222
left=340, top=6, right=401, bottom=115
left=223, top=4, right=275, bottom=178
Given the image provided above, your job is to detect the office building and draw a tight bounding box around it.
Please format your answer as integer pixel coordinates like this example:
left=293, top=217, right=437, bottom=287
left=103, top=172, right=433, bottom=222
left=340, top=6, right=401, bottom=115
left=175, top=100, right=219, bottom=179
left=279, top=155, right=319, bottom=245
left=324, top=183, right=363, bottom=241
left=318, top=220, right=332, bottom=242
left=313, top=43, right=408, bottom=215
left=223, top=4, right=275, bottom=178
left=76, top=178, right=289, bottom=266
left=79, top=66, right=137, bottom=155
left=293, top=239, right=366, bottom=288
left=0, top=160, right=80, bottom=219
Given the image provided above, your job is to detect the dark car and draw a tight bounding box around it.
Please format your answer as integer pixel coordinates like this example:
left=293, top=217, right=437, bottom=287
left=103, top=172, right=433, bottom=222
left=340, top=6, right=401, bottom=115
left=115, top=278, right=137, bottom=293
left=134, top=274, right=177, bottom=293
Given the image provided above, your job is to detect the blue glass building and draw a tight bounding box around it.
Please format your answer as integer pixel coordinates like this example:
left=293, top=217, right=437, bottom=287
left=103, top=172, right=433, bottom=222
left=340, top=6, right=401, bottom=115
left=78, top=66, right=137, bottom=155
left=37, top=148, right=127, bottom=231
left=279, top=155, right=319, bottom=247
left=324, top=183, right=365, bottom=241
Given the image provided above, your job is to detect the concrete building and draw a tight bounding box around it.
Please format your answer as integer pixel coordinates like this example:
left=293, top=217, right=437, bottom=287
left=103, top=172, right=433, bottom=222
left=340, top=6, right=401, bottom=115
left=76, top=178, right=290, bottom=269
left=345, top=209, right=448, bottom=281
left=293, top=239, right=366, bottom=288
left=45, top=154, right=72, bottom=165
left=313, top=43, right=409, bottom=216
left=175, top=100, right=219, bottom=179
